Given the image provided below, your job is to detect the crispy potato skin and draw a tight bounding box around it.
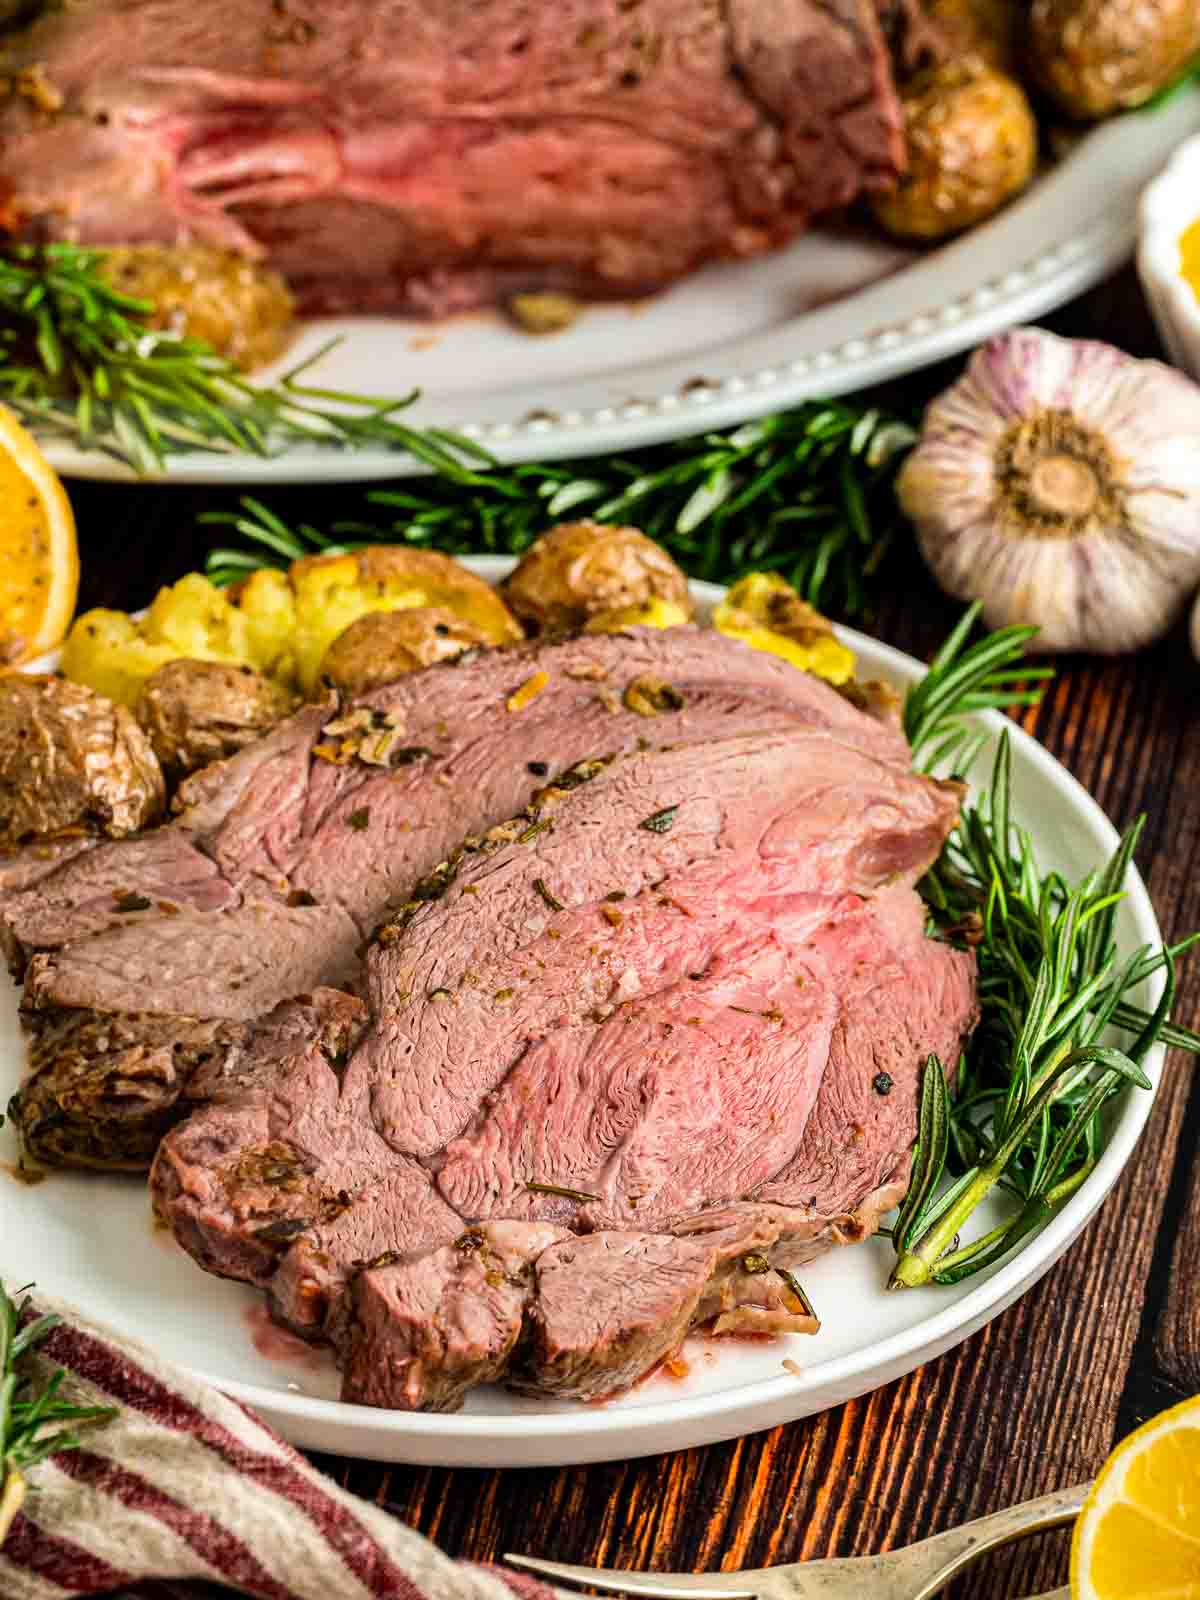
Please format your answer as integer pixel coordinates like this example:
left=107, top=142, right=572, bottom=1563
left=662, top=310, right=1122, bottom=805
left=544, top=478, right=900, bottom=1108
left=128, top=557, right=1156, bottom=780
left=135, top=659, right=296, bottom=780
left=502, top=521, right=695, bottom=634
left=871, top=58, right=1037, bottom=241
left=1028, top=0, right=1200, bottom=118
left=319, top=607, right=492, bottom=694
left=0, top=673, right=164, bottom=847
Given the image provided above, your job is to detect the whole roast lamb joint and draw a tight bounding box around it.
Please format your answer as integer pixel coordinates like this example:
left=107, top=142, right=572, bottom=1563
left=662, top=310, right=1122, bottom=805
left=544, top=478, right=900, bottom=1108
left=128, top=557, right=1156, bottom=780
left=0, top=0, right=907, bottom=315
left=151, top=721, right=977, bottom=1411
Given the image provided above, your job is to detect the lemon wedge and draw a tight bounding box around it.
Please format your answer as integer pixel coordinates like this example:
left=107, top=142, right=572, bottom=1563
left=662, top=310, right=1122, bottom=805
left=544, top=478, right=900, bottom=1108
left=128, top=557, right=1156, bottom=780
left=1072, top=1393, right=1200, bottom=1598
left=0, top=405, right=79, bottom=667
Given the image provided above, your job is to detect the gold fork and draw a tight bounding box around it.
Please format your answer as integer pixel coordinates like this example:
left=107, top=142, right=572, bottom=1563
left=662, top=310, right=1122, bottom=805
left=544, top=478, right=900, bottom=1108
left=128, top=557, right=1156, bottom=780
left=507, top=1482, right=1083, bottom=1600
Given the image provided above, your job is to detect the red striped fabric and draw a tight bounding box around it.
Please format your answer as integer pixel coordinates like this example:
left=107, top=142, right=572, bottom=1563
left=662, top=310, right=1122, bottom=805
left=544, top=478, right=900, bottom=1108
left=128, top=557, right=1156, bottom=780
left=0, top=1293, right=562, bottom=1600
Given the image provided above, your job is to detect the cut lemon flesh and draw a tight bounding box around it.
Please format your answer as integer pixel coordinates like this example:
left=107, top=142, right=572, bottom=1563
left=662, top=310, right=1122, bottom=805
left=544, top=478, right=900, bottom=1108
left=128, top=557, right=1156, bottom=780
left=0, top=405, right=79, bottom=667
left=1072, top=1395, right=1200, bottom=1598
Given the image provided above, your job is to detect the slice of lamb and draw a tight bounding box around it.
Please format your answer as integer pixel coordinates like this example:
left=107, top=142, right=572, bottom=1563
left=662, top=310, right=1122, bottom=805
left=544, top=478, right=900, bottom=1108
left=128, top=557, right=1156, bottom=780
left=358, top=729, right=962, bottom=1160
left=434, top=928, right=840, bottom=1227
left=519, top=1220, right=815, bottom=1402
left=152, top=988, right=384, bottom=1285
left=338, top=1222, right=571, bottom=1412
left=14, top=1008, right=247, bottom=1171
left=269, top=1166, right=464, bottom=1336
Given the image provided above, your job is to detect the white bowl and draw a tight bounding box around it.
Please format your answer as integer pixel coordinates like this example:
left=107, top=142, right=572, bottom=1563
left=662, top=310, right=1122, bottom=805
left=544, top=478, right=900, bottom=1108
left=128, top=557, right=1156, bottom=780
left=1138, top=132, right=1200, bottom=377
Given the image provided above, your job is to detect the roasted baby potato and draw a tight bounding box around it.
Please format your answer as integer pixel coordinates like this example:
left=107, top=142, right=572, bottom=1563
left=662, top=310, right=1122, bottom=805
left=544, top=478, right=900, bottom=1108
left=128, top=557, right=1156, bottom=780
left=100, top=245, right=295, bottom=372
left=319, top=607, right=492, bottom=694
left=502, top=521, right=695, bottom=635
left=1027, top=0, right=1200, bottom=119
left=136, top=660, right=296, bottom=781
left=871, top=58, right=1037, bottom=241
left=0, top=673, right=164, bottom=847
left=285, top=547, right=522, bottom=693
left=713, top=573, right=855, bottom=685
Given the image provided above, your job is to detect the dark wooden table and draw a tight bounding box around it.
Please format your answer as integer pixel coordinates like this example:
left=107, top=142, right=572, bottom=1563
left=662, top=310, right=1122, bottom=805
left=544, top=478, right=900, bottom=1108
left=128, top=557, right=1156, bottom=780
left=71, top=266, right=1200, bottom=1599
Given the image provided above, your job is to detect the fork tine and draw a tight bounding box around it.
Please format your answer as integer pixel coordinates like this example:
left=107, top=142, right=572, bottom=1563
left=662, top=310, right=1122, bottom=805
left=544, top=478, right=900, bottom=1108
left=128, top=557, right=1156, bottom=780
left=504, top=1555, right=758, bottom=1600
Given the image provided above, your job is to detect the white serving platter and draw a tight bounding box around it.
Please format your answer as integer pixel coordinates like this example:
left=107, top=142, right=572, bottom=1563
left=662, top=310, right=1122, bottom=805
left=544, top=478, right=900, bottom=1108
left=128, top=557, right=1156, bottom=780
left=41, top=86, right=1200, bottom=485
left=0, top=568, right=1166, bottom=1466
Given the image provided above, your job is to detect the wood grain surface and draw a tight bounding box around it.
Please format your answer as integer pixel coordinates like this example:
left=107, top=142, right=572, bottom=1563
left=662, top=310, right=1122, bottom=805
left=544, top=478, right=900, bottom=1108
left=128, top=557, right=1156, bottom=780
left=71, top=267, right=1200, bottom=1600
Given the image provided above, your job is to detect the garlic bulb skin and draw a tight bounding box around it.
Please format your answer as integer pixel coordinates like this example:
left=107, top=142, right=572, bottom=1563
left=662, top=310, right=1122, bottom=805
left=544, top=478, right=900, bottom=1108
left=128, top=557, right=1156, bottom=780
left=897, top=327, right=1200, bottom=653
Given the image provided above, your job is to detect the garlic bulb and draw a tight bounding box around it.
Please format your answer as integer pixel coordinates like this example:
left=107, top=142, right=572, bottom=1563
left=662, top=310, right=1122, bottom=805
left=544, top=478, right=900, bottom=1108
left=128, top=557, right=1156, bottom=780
left=897, top=327, right=1200, bottom=652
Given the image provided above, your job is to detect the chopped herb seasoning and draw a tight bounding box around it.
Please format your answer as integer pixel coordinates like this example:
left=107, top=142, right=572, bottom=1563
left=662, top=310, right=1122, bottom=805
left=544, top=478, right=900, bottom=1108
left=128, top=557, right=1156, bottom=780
left=533, top=878, right=564, bottom=912
left=624, top=675, right=685, bottom=717
left=253, top=1217, right=312, bottom=1243
left=358, top=1250, right=401, bottom=1271
left=527, top=761, right=549, bottom=776
left=525, top=1181, right=601, bottom=1203
left=427, top=986, right=452, bottom=1000
left=872, top=1071, right=894, bottom=1096
left=113, top=893, right=151, bottom=913
left=287, top=889, right=318, bottom=907
left=639, top=806, right=678, bottom=834
left=494, top=987, right=515, bottom=1001
left=741, top=1252, right=771, bottom=1274
left=604, top=890, right=626, bottom=903
left=348, top=808, right=370, bottom=831
left=517, top=817, right=553, bottom=844
left=391, top=746, right=433, bottom=766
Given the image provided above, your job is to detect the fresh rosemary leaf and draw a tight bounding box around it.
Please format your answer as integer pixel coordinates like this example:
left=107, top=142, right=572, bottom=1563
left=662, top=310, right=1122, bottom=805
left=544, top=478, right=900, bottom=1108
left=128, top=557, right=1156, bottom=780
left=0, top=1281, right=117, bottom=1543
left=0, top=244, right=433, bottom=471
left=201, top=403, right=916, bottom=617
left=891, top=1056, right=950, bottom=1259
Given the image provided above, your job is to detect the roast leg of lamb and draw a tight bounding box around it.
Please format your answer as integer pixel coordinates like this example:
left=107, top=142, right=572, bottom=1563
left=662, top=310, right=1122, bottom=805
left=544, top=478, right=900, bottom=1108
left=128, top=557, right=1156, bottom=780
left=4, top=628, right=903, bottom=1167
left=0, top=0, right=908, bottom=316
left=150, top=722, right=976, bottom=1410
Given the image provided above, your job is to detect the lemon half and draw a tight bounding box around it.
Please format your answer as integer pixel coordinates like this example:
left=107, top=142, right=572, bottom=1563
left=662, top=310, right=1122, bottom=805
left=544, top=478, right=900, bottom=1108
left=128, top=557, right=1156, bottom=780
left=1072, top=1394, right=1200, bottom=1598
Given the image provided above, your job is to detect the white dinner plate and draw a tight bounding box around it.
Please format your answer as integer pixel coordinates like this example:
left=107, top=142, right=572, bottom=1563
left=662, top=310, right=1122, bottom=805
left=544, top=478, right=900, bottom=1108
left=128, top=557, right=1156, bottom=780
left=0, top=567, right=1166, bottom=1466
left=42, top=86, right=1200, bottom=486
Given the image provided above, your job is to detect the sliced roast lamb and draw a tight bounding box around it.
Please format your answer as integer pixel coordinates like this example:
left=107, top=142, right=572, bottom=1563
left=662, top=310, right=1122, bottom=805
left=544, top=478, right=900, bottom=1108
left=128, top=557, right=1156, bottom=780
left=152, top=722, right=976, bottom=1410
left=0, top=0, right=905, bottom=317
left=6, top=627, right=902, bottom=1168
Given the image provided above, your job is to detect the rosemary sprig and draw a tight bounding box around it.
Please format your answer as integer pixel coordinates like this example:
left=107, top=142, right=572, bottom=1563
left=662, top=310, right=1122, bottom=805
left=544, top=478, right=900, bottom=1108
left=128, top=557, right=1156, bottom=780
left=889, top=622, right=1200, bottom=1288
left=0, top=243, right=449, bottom=472
left=0, top=1280, right=117, bottom=1542
left=203, top=404, right=915, bottom=616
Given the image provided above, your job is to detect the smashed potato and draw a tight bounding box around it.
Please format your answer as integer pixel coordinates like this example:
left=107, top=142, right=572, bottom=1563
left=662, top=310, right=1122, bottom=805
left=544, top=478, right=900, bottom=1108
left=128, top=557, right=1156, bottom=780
left=713, top=573, right=855, bottom=685
left=61, top=574, right=260, bottom=707
left=62, top=548, right=524, bottom=705
left=502, top=521, right=695, bottom=635
left=319, top=607, right=492, bottom=694
left=286, top=547, right=522, bottom=693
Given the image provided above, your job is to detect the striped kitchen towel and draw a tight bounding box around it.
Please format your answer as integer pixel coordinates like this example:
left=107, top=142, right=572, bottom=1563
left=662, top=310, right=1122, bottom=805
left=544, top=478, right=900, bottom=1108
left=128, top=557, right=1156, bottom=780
left=0, top=1292, right=559, bottom=1600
